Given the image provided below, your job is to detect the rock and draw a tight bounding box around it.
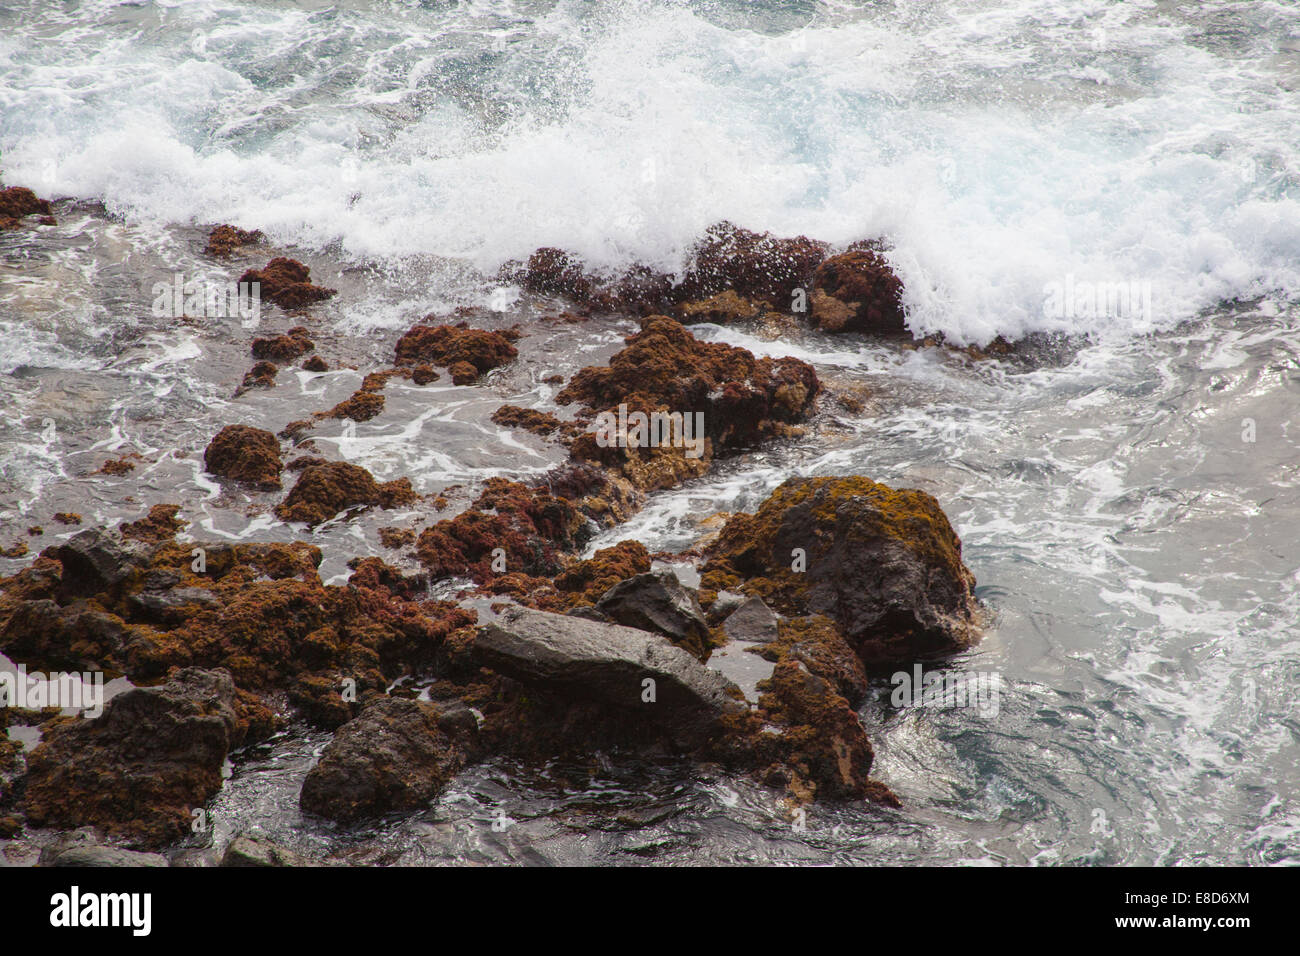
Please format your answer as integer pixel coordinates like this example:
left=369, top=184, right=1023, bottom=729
left=702, top=476, right=978, bottom=666
left=252, top=326, right=314, bottom=362
left=238, top=258, right=336, bottom=310
left=679, top=290, right=760, bottom=325
left=40, top=843, right=169, bottom=868
left=595, top=568, right=711, bottom=658
left=558, top=316, right=819, bottom=487
left=393, top=321, right=519, bottom=383
left=759, top=614, right=869, bottom=706
left=722, top=595, right=779, bottom=644
left=239, top=360, right=278, bottom=393
left=491, top=405, right=581, bottom=440
left=565, top=605, right=609, bottom=622
left=302, top=354, right=329, bottom=372
left=204, top=424, right=283, bottom=490
left=128, top=587, right=220, bottom=626
left=810, top=249, right=906, bottom=335
left=275, top=460, right=415, bottom=526
left=474, top=606, right=745, bottom=748
left=0, top=186, right=53, bottom=228
left=299, top=697, right=470, bottom=823
left=324, top=388, right=385, bottom=422
left=416, top=478, right=585, bottom=582
left=521, top=248, right=595, bottom=301
left=750, top=660, right=884, bottom=802
left=220, top=832, right=308, bottom=867
left=203, top=224, right=262, bottom=258
left=52, top=529, right=153, bottom=597
left=21, top=668, right=247, bottom=849
left=705, top=589, right=746, bottom=623
left=676, top=221, right=828, bottom=308
left=119, top=504, right=186, bottom=544
left=552, top=540, right=652, bottom=604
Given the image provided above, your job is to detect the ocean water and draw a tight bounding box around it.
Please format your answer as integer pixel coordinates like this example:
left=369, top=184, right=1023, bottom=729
left=1, top=0, right=1298, bottom=865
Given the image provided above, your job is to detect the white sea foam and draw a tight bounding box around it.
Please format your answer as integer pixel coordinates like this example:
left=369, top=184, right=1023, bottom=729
left=2, top=0, right=1297, bottom=344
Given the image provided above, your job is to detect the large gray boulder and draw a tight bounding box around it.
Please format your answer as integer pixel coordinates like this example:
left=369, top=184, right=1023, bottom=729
left=474, top=606, right=745, bottom=747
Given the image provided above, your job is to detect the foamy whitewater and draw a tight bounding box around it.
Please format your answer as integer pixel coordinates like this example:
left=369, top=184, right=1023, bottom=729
left=1, top=0, right=1298, bottom=865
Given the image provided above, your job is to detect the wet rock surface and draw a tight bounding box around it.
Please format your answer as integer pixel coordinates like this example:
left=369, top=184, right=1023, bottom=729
left=0, top=214, right=982, bottom=855
left=475, top=606, right=745, bottom=748
left=21, top=668, right=249, bottom=848
left=811, top=249, right=907, bottom=335
left=275, top=460, right=415, bottom=526
left=300, top=697, right=473, bottom=823
left=220, top=832, right=309, bottom=867
left=394, top=320, right=519, bottom=382
left=238, top=258, right=336, bottom=310
left=703, top=475, right=979, bottom=666
left=204, top=424, right=283, bottom=490
left=595, top=567, right=712, bottom=659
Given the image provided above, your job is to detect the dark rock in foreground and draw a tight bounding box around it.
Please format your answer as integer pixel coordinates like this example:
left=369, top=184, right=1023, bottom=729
left=21, top=668, right=251, bottom=849
left=299, top=697, right=475, bottom=823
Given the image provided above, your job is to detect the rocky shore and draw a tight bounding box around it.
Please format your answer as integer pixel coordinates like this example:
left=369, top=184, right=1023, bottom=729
left=0, top=209, right=986, bottom=863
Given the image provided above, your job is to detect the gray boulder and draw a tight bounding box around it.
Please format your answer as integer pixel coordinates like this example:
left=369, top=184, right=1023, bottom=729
left=475, top=606, right=744, bottom=747
left=722, top=596, right=779, bottom=644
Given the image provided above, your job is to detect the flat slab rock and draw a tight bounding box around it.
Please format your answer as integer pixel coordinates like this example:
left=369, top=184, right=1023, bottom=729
left=475, top=606, right=746, bottom=747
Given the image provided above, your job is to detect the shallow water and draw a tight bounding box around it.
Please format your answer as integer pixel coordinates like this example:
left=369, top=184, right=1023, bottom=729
left=2, top=0, right=1299, bottom=865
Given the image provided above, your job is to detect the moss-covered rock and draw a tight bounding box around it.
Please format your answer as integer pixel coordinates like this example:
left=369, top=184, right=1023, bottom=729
left=702, top=476, right=978, bottom=667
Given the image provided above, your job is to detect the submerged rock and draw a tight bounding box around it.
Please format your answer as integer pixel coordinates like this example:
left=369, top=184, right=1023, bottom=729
left=21, top=668, right=251, bottom=849
left=220, top=832, right=309, bottom=867
left=703, top=476, right=979, bottom=666
left=299, top=697, right=474, bottom=823
left=204, top=424, right=283, bottom=490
